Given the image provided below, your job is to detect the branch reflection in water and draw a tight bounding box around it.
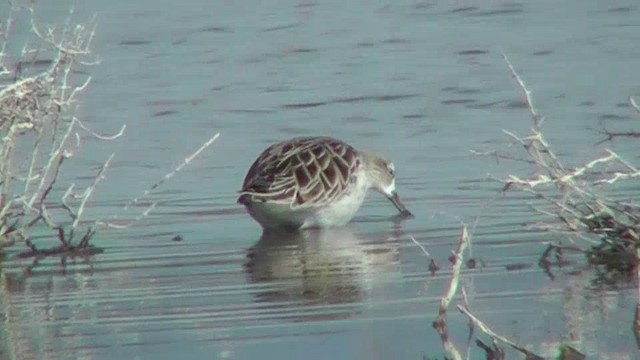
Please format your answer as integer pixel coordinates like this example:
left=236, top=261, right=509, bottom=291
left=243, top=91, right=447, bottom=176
left=244, top=227, right=401, bottom=321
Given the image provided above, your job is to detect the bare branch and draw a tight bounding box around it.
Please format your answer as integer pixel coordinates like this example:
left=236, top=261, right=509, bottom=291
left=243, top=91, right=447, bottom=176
left=76, top=117, right=126, bottom=140
left=0, top=6, right=112, bottom=253
left=596, top=97, right=640, bottom=144
left=96, top=202, right=157, bottom=229
left=503, top=54, right=540, bottom=127
left=30, top=148, right=66, bottom=232
left=457, top=305, right=544, bottom=359
left=432, top=225, right=469, bottom=360
left=29, top=8, right=93, bottom=56
left=60, top=183, right=76, bottom=220
left=124, top=132, right=220, bottom=210
left=630, top=96, right=640, bottom=115
left=71, top=153, right=114, bottom=232
left=438, top=225, right=469, bottom=317
left=408, top=235, right=430, bottom=256
left=596, top=129, right=640, bottom=145
left=98, top=132, right=219, bottom=229
left=486, top=56, right=640, bottom=302
left=470, top=149, right=536, bottom=165
left=27, top=116, right=76, bottom=208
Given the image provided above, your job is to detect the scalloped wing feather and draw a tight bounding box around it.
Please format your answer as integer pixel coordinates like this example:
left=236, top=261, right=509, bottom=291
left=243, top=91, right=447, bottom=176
left=238, top=137, right=360, bottom=208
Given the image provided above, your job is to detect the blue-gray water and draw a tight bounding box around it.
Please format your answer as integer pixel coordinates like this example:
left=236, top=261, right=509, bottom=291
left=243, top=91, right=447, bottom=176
left=1, top=1, right=639, bottom=359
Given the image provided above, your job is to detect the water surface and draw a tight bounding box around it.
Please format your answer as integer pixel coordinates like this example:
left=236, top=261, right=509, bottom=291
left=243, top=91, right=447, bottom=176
left=1, top=1, right=639, bottom=359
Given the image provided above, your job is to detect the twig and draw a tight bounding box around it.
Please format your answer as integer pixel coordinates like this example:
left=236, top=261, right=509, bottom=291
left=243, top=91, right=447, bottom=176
left=503, top=54, right=540, bottom=127
left=470, top=149, right=536, bottom=165
left=432, top=225, right=469, bottom=360
left=62, top=74, right=92, bottom=104
left=607, top=149, right=639, bottom=172
left=70, top=153, right=114, bottom=233
left=76, top=116, right=126, bottom=140
left=29, top=8, right=92, bottom=56
left=124, top=132, right=220, bottom=210
left=409, top=235, right=430, bottom=256
left=593, top=150, right=640, bottom=185
left=28, top=148, right=66, bottom=229
left=438, top=225, right=469, bottom=319
left=27, top=114, right=76, bottom=209
left=23, top=134, right=43, bottom=197
left=596, top=97, right=640, bottom=144
left=97, top=132, right=220, bottom=230
left=457, top=305, right=544, bottom=359
left=596, top=129, right=640, bottom=145
left=0, top=6, right=15, bottom=76
left=630, top=97, right=640, bottom=115
left=60, top=183, right=76, bottom=220
left=96, top=202, right=157, bottom=229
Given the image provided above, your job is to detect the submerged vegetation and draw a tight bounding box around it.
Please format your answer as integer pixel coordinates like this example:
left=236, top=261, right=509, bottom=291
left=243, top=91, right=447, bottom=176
left=486, top=57, right=640, bottom=280
left=0, top=6, right=218, bottom=259
left=427, top=57, right=639, bottom=359
left=0, top=7, right=117, bottom=255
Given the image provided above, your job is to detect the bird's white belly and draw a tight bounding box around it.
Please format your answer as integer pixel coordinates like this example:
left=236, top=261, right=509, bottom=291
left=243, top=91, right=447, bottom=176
left=301, top=187, right=368, bottom=228
left=244, top=177, right=369, bottom=230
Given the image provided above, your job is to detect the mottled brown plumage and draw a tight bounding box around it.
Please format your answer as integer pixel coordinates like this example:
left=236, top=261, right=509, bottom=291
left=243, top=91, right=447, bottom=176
left=237, top=136, right=412, bottom=230
left=238, top=137, right=360, bottom=208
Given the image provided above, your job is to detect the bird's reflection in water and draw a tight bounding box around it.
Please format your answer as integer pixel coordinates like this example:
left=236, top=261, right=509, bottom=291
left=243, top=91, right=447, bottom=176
left=244, top=227, right=400, bottom=320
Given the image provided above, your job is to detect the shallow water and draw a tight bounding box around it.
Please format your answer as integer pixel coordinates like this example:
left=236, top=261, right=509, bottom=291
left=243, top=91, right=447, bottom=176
left=1, top=0, right=640, bottom=359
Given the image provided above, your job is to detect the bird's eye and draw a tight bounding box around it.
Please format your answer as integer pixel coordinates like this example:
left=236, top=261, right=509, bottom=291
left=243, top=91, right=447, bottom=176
left=387, top=163, right=395, bottom=176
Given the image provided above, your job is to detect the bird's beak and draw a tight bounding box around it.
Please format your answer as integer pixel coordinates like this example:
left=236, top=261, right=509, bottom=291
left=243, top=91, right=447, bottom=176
left=387, top=192, right=413, bottom=218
